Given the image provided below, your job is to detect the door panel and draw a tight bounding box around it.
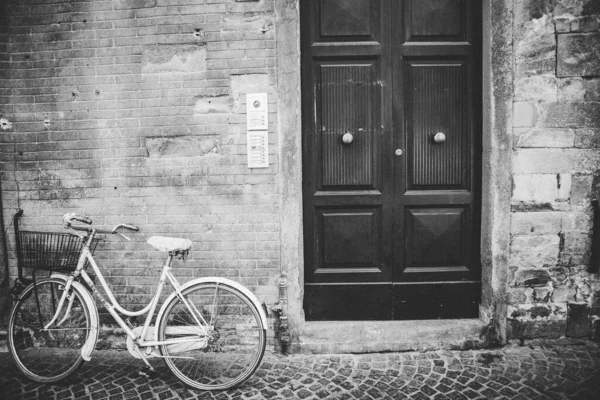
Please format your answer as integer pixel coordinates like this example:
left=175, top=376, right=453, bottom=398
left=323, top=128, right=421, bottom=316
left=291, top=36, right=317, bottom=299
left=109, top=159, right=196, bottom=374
left=405, top=60, right=470, bottom=190
left=305, top=285, right=393, bottom=321
left=393, top=282, right=480, bottom=320
left=318, top=61, right=381, bottom=190
left=302, top=0, right=481, bottom=321
left=303, top=0, right=392, bottom=310
left=318, top=0, right=379, bottom=41
left=404, top=0, right=470, bottom=42
left=405, top=207, right=467, bottom=267
left=321, top=208, right=381, bottom=268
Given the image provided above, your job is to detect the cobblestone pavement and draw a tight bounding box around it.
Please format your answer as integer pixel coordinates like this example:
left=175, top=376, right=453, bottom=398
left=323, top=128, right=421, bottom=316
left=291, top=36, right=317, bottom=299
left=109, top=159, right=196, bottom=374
left=1, top=343, right=600, bottom=400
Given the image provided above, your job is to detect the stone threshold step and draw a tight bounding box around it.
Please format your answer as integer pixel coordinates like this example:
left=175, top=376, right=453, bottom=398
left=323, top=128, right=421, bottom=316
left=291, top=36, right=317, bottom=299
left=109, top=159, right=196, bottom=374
left=295, top=319, right=485, bottom=354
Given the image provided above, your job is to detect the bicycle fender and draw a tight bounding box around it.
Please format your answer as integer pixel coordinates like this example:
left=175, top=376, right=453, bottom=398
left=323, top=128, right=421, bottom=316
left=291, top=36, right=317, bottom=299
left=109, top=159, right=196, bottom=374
left=51, top=273, right=99, bottom=362
left=155, top=277, right=269, bottom=340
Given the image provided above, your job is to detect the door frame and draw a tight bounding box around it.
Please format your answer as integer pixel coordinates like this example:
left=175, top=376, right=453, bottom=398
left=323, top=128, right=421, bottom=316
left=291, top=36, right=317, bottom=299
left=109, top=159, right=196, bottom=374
left=276, top=0, right=513, bottom=344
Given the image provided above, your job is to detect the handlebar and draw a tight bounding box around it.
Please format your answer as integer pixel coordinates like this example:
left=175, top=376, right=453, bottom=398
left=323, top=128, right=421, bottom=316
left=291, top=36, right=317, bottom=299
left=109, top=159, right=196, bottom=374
left=63, top=213, right=140, bottom=235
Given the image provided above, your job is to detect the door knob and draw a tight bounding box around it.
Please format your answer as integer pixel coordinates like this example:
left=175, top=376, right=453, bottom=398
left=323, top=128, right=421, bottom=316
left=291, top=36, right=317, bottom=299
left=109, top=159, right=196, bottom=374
left=433, top=132, right=446, bottom=143
left=342, top=132, right=354, bottom=144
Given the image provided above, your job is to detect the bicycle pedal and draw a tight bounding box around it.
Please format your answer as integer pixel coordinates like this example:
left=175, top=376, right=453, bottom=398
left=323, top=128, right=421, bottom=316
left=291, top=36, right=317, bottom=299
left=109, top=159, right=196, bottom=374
left=139, top=367, right=157, bottom=379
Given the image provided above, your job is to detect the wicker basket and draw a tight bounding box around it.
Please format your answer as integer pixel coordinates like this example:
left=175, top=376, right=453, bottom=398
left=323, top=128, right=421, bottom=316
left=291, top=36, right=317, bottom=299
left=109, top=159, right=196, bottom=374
left=10, top=210, right=100, bottom=299
left=16, top=230, right=99, bottom=273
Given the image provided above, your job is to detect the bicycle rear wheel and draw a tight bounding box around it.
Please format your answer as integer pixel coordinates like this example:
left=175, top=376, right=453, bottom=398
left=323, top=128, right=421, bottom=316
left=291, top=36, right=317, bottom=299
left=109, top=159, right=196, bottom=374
left=8, top=277, right=92, bottom=383
left=158, top=282, right=266, bottom=390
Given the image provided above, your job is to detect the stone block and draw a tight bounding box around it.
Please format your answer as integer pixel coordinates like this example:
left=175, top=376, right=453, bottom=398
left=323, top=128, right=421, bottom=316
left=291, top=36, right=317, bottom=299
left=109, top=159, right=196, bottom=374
left=515, top=15, right=556, bottom=60
left=141, top=45, right=206, bottom=74
left=574, top=129, right=600, bottom=148
left=507, top=319, right=566, bottom=339
left=513, top=268, right=552, bottom=287
left=554, top=0, right=600, bottom=17
left=538, top=102, right=600, bottom=128
left=514, top=128, right=574, bottom=148
left=513, top=102, right=537, bottom=127
left=514, top=75, right=557, bottom=101
left=570, top=173, right=593, bottom=205
left=516, top=58, right=556, bottom=78
left=592, top=317, right=600, bottom=341
left=512, top=174, right=560, bottom=204
left=507, top=303, right=567, bottom=339
left=512, top=150, right=570, bottom=173
left=562, top=212, right=593, bottom=232
left=145, top=136, right=220, bottom=158
left=553, top=285, right=571, bottom=303
left=566, top=302, right=591, bottom=338
left=507, top=288, right=530, bottom=305
left=510, top=235, right=560, bottom=268
left=558, top=78, right=584, bottom=101
left=582, top=79, right=600, bottom=101
left=557, top=33, right=600, bottom=77
left=511, top=211, right=562, bottom=234
left=531, top=287, right=553, bottom=302
left=569, top=149, right=600, bottom=174
left=557, top=173, right=572, bottom=201
left=559, top=232, right=592, bottom=265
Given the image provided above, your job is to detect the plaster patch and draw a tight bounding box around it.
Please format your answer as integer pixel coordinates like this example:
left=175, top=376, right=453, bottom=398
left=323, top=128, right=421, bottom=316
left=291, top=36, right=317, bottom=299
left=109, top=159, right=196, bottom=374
left=222, top=12, right=274, bottom=32
left=142, top=45, right=206, bottom=74
left=230, top=74, right=270, bottom=112
left=146, top=136, right=220, bottom=158
left=194, top=95, right=232, bottom=114
left=0, top=118, right=13, bottom=130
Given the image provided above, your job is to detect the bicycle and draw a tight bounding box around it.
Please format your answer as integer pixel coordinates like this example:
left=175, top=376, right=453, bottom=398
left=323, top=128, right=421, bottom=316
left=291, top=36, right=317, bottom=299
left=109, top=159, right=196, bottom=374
left=8, top=213, right=268, bottom=390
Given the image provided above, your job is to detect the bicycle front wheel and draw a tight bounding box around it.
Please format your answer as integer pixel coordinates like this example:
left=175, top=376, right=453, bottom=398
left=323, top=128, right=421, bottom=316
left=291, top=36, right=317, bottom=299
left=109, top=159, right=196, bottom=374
left=158, top=282, right=267, bottom=390
left=8, top=277, right=92, bottom=383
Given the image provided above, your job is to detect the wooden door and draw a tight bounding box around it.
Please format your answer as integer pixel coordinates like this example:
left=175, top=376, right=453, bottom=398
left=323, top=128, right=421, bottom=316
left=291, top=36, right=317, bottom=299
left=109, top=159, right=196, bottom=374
left=302, top=0, right=481, bottom=320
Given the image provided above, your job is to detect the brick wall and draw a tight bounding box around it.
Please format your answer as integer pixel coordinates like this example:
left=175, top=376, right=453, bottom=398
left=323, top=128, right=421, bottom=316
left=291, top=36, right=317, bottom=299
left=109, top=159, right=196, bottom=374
left=0, top=0, right=280, bottom=327
left=508, top=0, right=600, bottom=340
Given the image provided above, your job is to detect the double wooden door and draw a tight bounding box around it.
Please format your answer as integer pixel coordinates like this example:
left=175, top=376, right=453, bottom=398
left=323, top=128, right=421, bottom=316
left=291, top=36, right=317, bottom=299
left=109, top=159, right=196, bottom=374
left=302, top=0, right=482, bottom=320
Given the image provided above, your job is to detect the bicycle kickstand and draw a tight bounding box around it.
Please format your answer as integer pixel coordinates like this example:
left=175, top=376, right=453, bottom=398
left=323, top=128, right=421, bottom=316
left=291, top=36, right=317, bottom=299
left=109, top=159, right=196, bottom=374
left=134, top=346, right=158, bottom=379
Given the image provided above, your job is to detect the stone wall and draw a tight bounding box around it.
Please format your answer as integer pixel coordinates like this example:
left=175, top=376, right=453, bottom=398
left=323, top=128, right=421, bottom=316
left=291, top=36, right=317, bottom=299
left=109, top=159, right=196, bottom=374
left=0, top=0, right=280, bottom=332
left=508, top=0, right=600, bottom=340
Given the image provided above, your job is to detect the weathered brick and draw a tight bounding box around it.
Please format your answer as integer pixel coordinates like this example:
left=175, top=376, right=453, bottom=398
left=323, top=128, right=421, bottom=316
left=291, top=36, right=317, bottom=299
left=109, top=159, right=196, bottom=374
left=0, top=0, right=279, bottom=315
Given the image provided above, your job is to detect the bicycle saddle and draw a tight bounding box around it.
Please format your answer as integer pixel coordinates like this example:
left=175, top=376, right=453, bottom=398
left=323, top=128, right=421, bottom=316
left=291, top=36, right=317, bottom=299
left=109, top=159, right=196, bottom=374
left=147, top=236, right=192, bottom=253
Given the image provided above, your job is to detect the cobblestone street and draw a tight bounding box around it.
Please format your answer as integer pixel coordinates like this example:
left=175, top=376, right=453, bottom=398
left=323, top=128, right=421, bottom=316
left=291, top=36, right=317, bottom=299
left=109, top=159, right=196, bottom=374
left=1, top=342, right=599, bottom=400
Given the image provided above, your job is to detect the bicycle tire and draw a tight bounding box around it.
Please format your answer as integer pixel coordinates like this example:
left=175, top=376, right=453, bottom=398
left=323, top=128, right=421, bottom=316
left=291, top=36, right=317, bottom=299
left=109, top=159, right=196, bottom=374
left=157, top=281, right=267, bottom=390
left=8, top=277, right=93, bottom=383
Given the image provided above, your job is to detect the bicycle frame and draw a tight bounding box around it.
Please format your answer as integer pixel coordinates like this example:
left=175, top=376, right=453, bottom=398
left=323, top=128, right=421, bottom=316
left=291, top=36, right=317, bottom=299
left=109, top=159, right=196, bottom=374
left=44, top=240, right=210, bottom=362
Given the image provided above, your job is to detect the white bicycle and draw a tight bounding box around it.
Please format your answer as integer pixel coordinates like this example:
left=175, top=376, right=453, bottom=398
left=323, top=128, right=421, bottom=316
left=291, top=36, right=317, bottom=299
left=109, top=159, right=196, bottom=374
left=8, top=213, right=267, bottom=390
